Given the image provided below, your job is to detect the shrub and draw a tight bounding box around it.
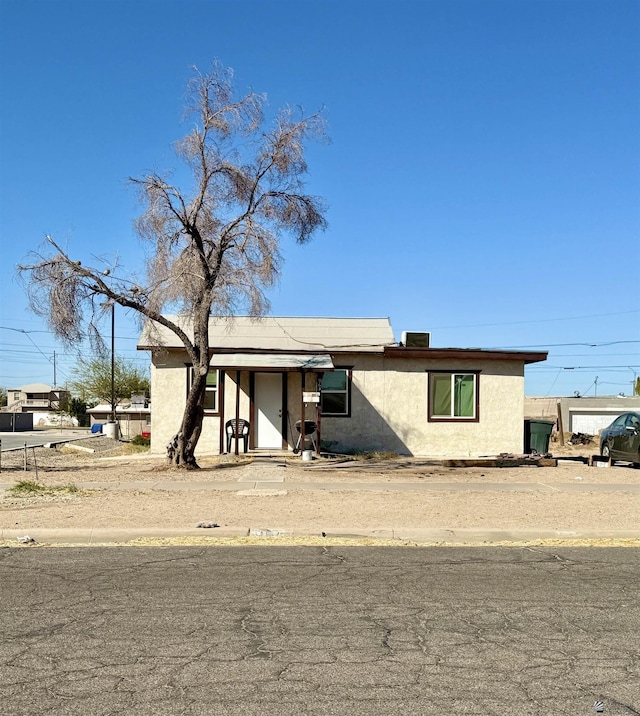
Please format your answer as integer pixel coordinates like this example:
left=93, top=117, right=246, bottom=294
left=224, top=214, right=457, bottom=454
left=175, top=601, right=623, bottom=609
left=9, top=480, right=45, bottom=494
left=8, top=481, right=80, bottom=496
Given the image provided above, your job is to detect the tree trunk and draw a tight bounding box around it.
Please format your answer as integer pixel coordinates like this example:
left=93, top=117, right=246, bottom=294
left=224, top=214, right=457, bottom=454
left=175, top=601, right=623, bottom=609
left=166, top=302, right=212, bottom=468
left=166, top=367, right=207, bottom=468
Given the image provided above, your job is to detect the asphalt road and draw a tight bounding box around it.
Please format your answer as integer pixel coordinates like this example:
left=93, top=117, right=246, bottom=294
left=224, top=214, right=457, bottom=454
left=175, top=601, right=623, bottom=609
left=0, top=430, right=92, bottom=452
left=1, top=546, right=639, bottom=716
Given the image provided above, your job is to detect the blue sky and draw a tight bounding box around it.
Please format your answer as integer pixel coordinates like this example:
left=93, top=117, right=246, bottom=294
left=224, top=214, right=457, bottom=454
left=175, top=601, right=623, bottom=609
left=1, top=0, right=638, bottom=397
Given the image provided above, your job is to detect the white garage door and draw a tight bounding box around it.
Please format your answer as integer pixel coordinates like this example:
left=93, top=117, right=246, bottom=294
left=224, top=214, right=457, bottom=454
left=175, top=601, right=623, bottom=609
left=569, top=413, right=617, bottom=435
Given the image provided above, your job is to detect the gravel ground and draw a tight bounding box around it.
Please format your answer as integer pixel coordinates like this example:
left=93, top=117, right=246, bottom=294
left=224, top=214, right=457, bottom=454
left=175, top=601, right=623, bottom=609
left=0, top=436, right=134, bottom=470
left=2, top=434, right=635, bottom=485
left=1, top=438, right=638, bottom=536
left=3, top=486, right=639, bottom=533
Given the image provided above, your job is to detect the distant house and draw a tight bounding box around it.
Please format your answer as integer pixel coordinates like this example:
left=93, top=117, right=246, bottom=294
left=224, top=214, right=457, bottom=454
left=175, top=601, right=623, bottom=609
left=87, top=396, right=151, bottom=440
left=525, top=395, right=640, bottom=435
left=138, top=316, right=547, bottom=457
left=5, top=383, right=70, bottom=413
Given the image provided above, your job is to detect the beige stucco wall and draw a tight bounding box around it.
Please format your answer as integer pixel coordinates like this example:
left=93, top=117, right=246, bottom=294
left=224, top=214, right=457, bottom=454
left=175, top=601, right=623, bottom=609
left=149, top=352, right=187, bottom=454
left=318, top=354, right=525, bottom=457
left=149, top=351, right=526, bottom=457
left=149, top=354, right=251, bottom=456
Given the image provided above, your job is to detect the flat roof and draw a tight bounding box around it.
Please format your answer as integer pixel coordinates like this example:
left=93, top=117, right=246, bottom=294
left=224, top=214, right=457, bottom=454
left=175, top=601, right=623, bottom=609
left=8, top=383, right=55, bottom=392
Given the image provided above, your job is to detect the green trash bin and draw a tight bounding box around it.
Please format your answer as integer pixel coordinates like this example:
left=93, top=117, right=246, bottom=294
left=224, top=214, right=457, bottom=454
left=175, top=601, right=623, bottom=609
left=524, top=419, right=555, bottom=455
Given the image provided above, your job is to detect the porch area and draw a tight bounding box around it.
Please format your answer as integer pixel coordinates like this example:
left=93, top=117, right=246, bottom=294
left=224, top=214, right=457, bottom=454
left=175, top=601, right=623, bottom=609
left=211, top=353, right=334, bottom=457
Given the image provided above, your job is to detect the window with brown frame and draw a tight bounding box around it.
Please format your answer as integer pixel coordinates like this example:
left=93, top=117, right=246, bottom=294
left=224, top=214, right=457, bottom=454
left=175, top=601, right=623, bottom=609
left=428, top=371, right=479, bottom=422
left=320, top=368, right=352, bottom=417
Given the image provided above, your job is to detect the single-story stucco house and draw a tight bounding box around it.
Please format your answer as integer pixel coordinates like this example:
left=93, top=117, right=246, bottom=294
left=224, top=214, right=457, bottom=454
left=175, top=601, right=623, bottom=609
left=137, top=316, right=547, bottom=457
left=87, top=397, right=151, bottom=440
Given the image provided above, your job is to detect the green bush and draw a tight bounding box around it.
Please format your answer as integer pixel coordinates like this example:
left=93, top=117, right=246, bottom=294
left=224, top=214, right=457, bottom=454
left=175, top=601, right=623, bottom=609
left=131, top=434, right=151, bottom=446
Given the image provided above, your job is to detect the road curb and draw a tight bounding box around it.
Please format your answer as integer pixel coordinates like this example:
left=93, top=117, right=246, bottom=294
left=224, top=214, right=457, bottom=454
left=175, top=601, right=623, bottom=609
left=3, top=526, right=640, bottom=545
left=0, top=527, right=249, bottom=544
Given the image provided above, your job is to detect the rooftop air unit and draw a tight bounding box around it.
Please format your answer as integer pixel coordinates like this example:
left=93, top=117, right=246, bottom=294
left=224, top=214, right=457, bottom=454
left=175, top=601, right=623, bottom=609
left=401, top=331, right=431, bottom=348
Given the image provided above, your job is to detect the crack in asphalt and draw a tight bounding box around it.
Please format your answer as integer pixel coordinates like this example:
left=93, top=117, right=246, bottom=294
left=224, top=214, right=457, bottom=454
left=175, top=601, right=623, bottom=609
left=320, top=545, right=347, bottom=563
left=1, top=547, right=639, bottom=715
left=605, top=697, right=640, bottom=715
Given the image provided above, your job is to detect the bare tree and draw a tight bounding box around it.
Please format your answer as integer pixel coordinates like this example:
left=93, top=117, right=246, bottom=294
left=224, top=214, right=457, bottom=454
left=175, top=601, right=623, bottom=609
left=18, top=62, right=327, bottom=467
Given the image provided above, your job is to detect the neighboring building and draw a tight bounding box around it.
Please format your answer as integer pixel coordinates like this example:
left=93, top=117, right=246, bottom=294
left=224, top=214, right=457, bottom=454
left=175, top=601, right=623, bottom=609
left=138, top=316, right=547, bottom=457
left=87, top=396, right=151, bottom=440
left=525, top=395, right=640, bottom=435
left=4, top=383, right=70, bottom=413
left=0, top=412, right=34, bottom=431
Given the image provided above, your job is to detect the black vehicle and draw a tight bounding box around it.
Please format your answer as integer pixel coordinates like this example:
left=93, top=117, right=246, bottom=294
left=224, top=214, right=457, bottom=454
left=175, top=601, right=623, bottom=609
left=600, top=412, right=640, bottom=466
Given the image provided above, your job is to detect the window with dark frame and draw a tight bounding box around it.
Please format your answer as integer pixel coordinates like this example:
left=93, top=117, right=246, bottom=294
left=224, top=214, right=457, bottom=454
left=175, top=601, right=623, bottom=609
left=428, top=371, right=478, bottom=421
left=321, top=369, right=351, bottom=416
left=188, top=367, right=219, bottom=414
left=203, top=369, right=218, bottom=412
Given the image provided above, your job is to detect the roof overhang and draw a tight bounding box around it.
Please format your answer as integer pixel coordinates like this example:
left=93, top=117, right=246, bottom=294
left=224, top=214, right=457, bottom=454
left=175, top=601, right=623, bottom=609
left=209, top=353, right=334, bottom=372
left=383, top=347, right=548, bottom=365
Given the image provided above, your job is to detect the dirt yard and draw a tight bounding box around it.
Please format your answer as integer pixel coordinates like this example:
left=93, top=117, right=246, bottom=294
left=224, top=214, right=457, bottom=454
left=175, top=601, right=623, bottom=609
left=1, top=437, right=638, bottom=537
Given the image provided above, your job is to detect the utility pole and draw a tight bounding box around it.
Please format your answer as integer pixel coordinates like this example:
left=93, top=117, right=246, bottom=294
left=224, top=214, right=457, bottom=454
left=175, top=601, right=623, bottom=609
left=594, top=376, right=599, bottom=397
left=53, top=351, right=56, bottom=387
left=111, top=302, right=116, bottom=423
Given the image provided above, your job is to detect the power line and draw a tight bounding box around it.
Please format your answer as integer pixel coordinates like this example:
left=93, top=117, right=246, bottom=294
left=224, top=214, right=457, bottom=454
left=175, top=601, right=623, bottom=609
left=527, top=365, right=640, bottom=373
left=545, top=352, right=640, bottom=357
left=0, top=326, right=141, bottom=341
left=0, top=326, right=51, bottom=334
left=488, top=340, right=640, bottom=349
left=430, top=309, right=640, bottom=330
left=0, top=346, right=145, bottom=359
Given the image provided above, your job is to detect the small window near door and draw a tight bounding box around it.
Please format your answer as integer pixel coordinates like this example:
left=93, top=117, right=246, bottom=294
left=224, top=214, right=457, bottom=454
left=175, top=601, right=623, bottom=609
left=188, top=367, right=219, bottom=414
left=203, top=369, right=218, bottom=412
left=321, top=369, right=351, bottom=417
left=428, top=371, right=479, bottom=421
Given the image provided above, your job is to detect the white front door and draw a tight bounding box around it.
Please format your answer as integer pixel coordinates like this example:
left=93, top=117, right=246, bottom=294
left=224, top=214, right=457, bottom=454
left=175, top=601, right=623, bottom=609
left=255, top=373, right=283, bottom=448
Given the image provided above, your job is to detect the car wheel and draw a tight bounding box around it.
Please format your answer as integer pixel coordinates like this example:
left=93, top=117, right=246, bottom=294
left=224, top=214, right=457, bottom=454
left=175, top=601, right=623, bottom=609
left=601, top=442, right=614, bottom=464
